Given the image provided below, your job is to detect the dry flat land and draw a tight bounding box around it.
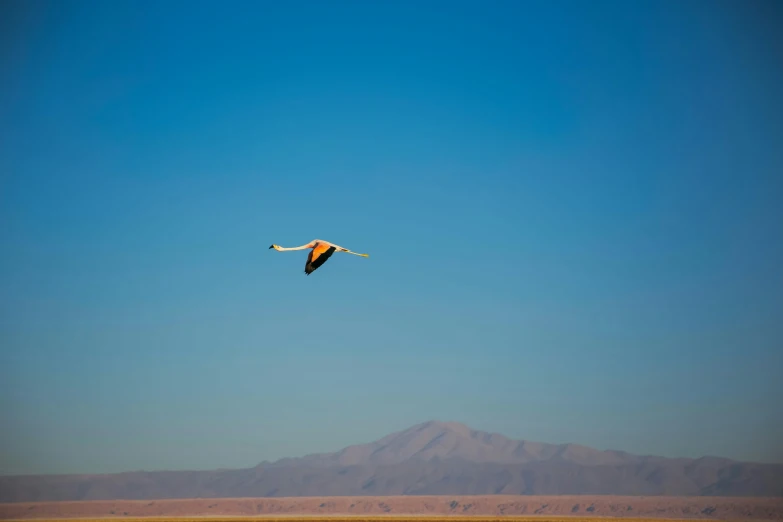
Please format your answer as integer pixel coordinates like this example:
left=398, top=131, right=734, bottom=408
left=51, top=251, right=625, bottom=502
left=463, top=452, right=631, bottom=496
left=0, top=515, right=748, bottom=522
left=1, top=496, right=783, bottom=521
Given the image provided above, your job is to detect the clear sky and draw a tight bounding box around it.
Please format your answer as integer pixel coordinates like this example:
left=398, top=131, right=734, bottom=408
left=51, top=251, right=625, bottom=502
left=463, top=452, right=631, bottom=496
left=1, top=0, right=782, bottom=475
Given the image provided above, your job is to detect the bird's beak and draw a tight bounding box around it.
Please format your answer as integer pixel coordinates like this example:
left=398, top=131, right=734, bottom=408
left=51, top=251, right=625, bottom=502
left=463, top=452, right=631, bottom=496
left=269, top=244, right=275, bottom=249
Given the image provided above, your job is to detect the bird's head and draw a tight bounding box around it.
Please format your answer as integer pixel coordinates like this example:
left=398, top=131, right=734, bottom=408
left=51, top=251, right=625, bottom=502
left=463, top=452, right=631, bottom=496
left=269, top=244, right=280, bottom=251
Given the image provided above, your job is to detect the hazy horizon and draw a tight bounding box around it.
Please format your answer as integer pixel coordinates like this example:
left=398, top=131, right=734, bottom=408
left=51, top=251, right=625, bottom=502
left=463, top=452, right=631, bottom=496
left=2, top=0, right=782, bottom=476
left=1, top=418, right=782, bottom=479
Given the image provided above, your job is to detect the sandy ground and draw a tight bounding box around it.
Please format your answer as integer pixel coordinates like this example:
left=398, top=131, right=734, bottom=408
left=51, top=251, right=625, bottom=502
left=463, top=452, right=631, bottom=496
left=1, top=496, right=783, bottom=520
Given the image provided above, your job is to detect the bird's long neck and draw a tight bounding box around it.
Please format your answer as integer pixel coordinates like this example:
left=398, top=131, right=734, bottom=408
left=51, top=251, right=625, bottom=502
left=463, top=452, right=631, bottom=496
left=277, top=244, right=311, bottom=251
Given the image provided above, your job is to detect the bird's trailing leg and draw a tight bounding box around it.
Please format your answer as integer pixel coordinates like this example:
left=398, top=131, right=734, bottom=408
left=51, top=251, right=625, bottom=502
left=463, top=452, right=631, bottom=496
left=341, top=249, right=369, bottom=257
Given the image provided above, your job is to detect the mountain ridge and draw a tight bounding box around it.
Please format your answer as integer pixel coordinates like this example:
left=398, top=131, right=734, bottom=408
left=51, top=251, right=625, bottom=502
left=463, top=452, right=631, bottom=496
left=2, top=420, right=781, bottom=501
left=258, top=421, right=741, bottom=468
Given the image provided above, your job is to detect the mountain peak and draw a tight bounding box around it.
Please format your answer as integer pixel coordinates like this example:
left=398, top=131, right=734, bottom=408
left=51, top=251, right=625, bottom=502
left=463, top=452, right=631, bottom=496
left=407, top=420, right=474, bottom=436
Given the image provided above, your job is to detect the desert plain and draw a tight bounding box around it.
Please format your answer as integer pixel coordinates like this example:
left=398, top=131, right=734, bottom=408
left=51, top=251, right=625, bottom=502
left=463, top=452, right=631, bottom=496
left=2, top=495, right=783, bottom=521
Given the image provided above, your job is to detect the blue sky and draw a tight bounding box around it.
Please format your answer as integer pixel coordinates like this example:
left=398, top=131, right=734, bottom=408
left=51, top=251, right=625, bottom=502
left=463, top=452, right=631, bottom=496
left=1, top=0, right=782, bottom=474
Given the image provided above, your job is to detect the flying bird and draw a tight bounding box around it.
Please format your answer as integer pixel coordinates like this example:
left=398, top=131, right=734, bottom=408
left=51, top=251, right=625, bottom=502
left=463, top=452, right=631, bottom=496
left=269, top=239, right=369, bottom=275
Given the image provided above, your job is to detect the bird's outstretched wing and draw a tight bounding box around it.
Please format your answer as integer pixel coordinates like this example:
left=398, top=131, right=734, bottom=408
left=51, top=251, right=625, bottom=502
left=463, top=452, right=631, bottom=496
left=305, top=242, right=336, bottom=275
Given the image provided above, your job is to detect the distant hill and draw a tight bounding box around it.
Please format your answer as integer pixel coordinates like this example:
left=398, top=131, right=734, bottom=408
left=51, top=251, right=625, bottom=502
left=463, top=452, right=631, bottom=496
left=2, top=421, right=782, bottom=502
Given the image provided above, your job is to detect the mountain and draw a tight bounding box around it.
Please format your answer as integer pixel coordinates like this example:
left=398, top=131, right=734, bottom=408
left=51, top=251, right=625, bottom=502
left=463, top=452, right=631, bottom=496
left=2, top=421, right=782, bottom=502
left=260, top=421, right=666, bottom=468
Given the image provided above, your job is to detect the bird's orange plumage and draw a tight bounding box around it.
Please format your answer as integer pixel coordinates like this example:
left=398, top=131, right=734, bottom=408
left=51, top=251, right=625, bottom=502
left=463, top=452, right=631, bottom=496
left=305, top=241, right=337, bottom=275
left=310, top=242, right=332, bottom=261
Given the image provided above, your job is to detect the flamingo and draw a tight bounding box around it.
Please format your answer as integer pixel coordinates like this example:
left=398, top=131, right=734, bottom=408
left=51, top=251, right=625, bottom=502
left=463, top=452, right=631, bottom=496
left=269, top=239, right=369, bottom=275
